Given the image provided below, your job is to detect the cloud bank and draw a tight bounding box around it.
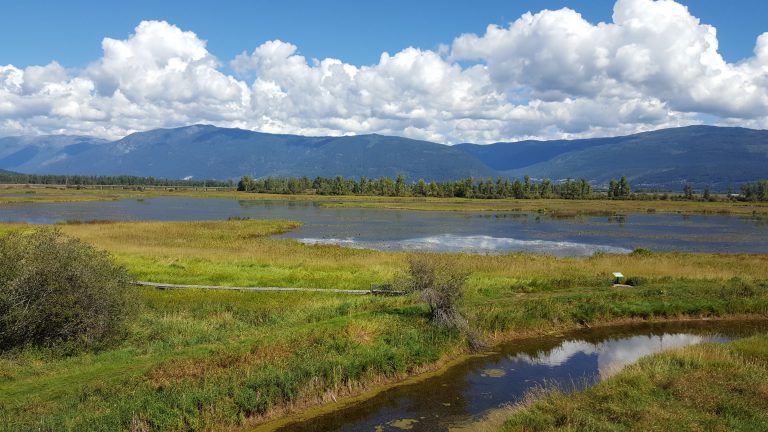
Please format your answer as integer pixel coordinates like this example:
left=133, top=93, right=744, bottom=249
left=1, top=0, right=767, bottom=142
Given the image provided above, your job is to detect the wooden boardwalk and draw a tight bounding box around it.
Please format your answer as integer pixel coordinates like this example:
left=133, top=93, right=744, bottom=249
left=134, top=281, right=404, bottom=296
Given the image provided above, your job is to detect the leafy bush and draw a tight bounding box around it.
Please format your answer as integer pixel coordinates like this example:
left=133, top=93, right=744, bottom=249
left=0, top=228, right=136, bottom=351
left=631, top=247, right=653, bottom=256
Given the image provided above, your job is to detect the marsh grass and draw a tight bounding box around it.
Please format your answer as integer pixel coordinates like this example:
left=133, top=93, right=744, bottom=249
left=10, top=220, right=764, bottom=291
left=0, top=220, right=767, bottom=430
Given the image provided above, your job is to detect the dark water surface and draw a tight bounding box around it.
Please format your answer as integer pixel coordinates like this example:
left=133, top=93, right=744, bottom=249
left=272, top=320, right=768, bottom=432
left=1, top=197, right=768, bottom=255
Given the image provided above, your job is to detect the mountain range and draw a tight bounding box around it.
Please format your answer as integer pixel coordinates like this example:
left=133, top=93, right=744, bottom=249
left=1, top=124, right=766, bottom=189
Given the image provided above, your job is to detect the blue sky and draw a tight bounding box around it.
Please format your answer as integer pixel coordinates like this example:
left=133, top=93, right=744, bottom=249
left=2, top=0, right=766, bottom=68
left=1, top=0, right=766, bottom=141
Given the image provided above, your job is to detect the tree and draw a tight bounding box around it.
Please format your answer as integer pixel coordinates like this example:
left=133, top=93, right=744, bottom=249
left=618, top=176, right=630, bottom=197
left=415, top=179, right=427, bottom=197
left=237, top=176, right=252, bottom=191
left=608, top=178, right=618, bottom=198
left=540, top=179, right=552, bottom=198
left=523, top=175, right=532, bottom=198
left=683, top=183, right=694, bottom=200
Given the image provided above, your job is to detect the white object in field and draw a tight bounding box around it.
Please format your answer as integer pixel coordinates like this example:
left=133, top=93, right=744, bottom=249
left=612, top=272, right=624, bottom=278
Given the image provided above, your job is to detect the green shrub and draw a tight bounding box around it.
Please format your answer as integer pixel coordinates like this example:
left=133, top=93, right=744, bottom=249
left=631, top=247, right=653, bottom=256
left=0, top=228, right=136, bottom=351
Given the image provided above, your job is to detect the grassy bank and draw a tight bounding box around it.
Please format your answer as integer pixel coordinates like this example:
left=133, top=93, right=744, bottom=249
left=2, top=185, right=768, bottom=215
left=471, top=333, right=768, bottom=431
left=1, top=220, right=767, bottom=431
left=0, top=187, right=125, bottom=204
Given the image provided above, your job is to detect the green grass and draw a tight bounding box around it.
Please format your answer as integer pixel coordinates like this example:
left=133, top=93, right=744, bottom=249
left=0, top=288, right=449, bottom=431
left=1, top=220, right=768, bottom=431
left=44, top=220, right=768, bottom=292
left=490, top=334, right=768, bottom=431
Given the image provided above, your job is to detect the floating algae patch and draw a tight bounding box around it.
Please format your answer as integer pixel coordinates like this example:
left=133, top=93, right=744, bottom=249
left=389, top=418, right=418, bottom=430
left=480, top=368, right=507, bottom=378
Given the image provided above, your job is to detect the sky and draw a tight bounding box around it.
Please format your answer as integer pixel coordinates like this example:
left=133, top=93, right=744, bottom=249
left=1, top=0, right=767, bottom=142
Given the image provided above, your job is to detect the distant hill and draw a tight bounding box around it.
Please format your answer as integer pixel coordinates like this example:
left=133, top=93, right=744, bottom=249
left=0, top=135, right=109, bottom=174
left=456, top=126, right=768, bottom=189
left=0, top=125, right=494, bottom=181
left=0, top=125, right=766, bottom=189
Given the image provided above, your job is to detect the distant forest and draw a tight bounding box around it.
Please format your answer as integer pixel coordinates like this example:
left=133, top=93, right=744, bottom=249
left=742, top=180, right=768, bottom=202
left=237, top=175, right=608, bottom=200
left=238, top=176, right=768, bottom=202
left=1, top=170, right=766, bottom=202
left=0, top=172, right=234, bottom=188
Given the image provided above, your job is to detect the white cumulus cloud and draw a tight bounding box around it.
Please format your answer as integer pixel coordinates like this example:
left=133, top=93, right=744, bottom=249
left=0, top=0, right=767, bottom=142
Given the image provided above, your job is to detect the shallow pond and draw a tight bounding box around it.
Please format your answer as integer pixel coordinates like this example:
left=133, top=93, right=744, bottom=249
left=1, top=197, right=768, bottom=255
left=269, top=320, right=768, bottom=432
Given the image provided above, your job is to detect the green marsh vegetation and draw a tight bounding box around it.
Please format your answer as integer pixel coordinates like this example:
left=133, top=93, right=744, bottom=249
left=0, top=220, right=767, bottom=430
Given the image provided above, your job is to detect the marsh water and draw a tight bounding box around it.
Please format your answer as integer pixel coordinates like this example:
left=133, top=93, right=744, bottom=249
left=270, top=320, right=768, bottom=432
left=1, top=197, right=767, bottom=255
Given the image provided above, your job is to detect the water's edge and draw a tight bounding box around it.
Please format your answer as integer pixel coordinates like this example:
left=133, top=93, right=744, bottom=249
left=249, top=316, right=768, bottom=432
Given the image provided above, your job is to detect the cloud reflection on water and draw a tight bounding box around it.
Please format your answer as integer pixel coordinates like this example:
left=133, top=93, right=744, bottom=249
left=299, top=233, right=632, bottom=256
left=510, top=333, right=723, bottom=378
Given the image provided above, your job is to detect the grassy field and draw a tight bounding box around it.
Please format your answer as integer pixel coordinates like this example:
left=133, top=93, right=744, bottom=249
left=1, top=220, right=767, bottom=431
left=2, top=185, right=768, bottom=215
left=462, top=333, right=768, bottom=431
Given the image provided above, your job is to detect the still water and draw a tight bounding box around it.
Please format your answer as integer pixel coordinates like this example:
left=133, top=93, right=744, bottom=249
left=1, top=197, right=767, bottom=255
left=271, top=320, right=768, bottom=432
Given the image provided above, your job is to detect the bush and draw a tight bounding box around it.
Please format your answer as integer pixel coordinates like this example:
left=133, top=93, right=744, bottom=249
left=397, top=254, right=486, bottom=351
left=0, top=228, right=136, bottom=351
left=631, top=247, right=653, bottom=257
left=399, top=254, right=468, bottom=329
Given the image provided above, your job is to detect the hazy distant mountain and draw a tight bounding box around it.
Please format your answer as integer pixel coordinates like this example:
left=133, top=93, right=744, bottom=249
left=0, top=124, right=766, bottom=189
left=457, top=126, right=768, bottom=189
left=0, top=135, right=109, bottom=174
left=2, top=125, right=494, bottom=181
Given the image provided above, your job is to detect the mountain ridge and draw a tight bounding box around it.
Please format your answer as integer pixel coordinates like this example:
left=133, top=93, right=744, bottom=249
left=0, top=125, right=766, bottom=189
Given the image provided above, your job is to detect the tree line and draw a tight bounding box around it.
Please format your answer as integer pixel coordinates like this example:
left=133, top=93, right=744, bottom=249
left=0, top=172, right=234, bottom=188
left=235, top=174, right=629, bottom=200
left=741, top=180, right=768, bottom=202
